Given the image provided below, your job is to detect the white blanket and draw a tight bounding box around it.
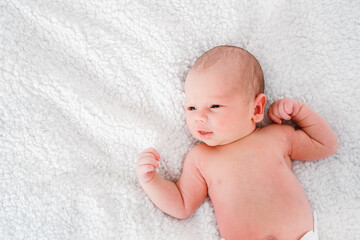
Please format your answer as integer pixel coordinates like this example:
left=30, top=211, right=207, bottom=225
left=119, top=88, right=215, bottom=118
left=1, top=0, right=359, bottom=239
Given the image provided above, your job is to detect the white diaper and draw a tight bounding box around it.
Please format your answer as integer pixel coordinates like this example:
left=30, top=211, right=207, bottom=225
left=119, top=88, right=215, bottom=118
left=300, top=211, right=318, bottom=240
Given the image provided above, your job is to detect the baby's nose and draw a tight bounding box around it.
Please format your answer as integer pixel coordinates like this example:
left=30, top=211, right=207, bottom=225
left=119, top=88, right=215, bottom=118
left=195, top=119, right=205, bottom=124
left=195, top=113, right=207, bottom=124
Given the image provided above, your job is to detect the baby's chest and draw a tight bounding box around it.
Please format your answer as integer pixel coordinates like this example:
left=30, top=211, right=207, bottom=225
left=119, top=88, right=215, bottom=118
left=202, top=147, right=291, bottom=189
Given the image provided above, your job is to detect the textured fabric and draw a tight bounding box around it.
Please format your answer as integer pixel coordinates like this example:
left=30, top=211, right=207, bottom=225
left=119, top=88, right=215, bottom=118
left=1, top=0, right=359, bottom=239
left=301, top=212, right=318, bottom=240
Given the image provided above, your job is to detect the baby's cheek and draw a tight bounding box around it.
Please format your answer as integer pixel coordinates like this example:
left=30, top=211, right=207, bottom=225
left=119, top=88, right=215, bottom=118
left=185, top=119, right=197, bottom=136
left=216, top=119, right=226, bottom=127
left=216, top=114, right=241, bottom=135
left=186, top=122, right=194, bottom=134
left=185, top=116, right=192, bottom=128
left=215, top=115, right=229, bottom=128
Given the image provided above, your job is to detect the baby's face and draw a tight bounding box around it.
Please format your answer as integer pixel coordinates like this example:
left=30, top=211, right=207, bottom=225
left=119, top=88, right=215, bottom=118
left=185, top=63, right=256, bottom=146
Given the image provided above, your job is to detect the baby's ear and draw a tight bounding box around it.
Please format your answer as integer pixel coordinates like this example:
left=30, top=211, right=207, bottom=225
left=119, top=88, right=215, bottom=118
left=252, top=94, right=267, bottom=123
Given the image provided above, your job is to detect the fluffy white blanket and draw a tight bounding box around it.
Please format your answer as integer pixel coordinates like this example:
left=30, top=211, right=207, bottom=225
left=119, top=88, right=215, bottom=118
left=1, top=0, right=359, bottom=239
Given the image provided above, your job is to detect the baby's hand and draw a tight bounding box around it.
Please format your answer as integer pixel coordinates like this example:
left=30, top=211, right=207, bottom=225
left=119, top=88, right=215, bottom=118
left=268, top=98, right=302, bottom=124
left=136, top=148, right=161, bottom=184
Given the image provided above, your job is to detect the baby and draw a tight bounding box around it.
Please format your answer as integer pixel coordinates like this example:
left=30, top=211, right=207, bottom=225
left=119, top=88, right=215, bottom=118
left=136, top=45, right=338, bottom=240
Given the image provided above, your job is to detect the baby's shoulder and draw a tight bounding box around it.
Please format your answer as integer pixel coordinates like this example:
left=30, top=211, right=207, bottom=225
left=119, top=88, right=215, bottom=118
left=187, top=143, right=212, bottom=158
left=183, top=143, right=211, bottom=171
left=259, top=123, right=296, bottom=140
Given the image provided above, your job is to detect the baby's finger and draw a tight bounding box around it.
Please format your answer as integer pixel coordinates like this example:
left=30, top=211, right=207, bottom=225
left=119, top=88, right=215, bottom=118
left=137, top=151, right=161, bottom=163
left=138, top=152, right=157, bottom=161
left=268, top=101, right=277, bottom=116
left=270, top=102, right=283, bottom=121
left=290, top=101, right=300, bottom=117
left=268, top=109, right=282, bottom=124
left=283, top=101, right=293, bottom=115
left=277, top=101, right=291, bottom=120
left=141, top=147, right=161, bottom=161
left=137, top=164, right=155, bottom=175
left=136, top=157, right=159, bottom=168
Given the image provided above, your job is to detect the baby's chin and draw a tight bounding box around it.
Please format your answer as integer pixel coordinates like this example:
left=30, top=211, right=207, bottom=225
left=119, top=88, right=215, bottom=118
left=200, top=136, right=244, bottom=147
left=202, top=141, right=218, bottom=147
left=199, top=138, right=231, bottom=147
left=190, top=130, right=241, bottom=146
left=192, top=137, right=217, bottom=147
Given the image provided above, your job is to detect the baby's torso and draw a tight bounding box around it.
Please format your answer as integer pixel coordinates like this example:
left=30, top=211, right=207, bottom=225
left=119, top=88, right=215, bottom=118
left=198, top=126, right=313, bottom=240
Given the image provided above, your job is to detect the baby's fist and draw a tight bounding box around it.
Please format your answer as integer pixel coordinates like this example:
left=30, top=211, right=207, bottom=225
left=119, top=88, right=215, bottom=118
left=136, top=148, right=161, bottom=184
left=268, top=98, right=302, bottom=124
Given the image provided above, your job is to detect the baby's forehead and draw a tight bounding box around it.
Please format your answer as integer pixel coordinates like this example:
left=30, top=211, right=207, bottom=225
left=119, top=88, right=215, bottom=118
left=185, top=76, right=243, bottom=100
left=186, top=62, right=246, bottom=87
left=184, top=92, right=235, bottom=106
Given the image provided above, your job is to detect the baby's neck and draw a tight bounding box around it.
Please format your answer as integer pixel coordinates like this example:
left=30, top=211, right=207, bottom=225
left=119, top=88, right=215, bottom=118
left=211, top=127, right=260, bottom=148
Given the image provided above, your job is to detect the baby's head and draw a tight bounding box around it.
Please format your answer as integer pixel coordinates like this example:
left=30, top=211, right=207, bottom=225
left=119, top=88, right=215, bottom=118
left=185, top=45, right=267, bottom=146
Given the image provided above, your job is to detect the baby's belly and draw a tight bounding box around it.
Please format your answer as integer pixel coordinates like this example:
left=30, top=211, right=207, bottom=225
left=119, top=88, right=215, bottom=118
left=208, top=168, right=313, bottom=240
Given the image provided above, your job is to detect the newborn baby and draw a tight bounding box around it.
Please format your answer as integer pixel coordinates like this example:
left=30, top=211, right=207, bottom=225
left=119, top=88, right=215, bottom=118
left=136, top=45, right=338, bottom=240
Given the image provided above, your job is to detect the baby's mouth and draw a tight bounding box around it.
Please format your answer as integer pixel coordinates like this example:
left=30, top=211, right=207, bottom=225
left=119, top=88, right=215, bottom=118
left=198, top=130, right=213, bottom=138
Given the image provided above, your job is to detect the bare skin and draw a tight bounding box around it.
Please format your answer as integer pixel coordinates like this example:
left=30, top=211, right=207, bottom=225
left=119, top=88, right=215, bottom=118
left=192, top=126, right=314, bottom=239
left=136, top=50, right=338, bottom=240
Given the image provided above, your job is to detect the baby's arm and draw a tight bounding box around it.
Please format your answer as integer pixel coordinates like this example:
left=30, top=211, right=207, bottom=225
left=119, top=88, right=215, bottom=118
left=268, top=98, right=338, bottom=160
left=136, top=146, right=207, bottom=219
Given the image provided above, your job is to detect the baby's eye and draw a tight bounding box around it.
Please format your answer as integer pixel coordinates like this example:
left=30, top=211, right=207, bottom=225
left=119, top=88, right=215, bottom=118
left=187, top=106, right=196, bottom=111
left=211, top=104, right=221, bottom=109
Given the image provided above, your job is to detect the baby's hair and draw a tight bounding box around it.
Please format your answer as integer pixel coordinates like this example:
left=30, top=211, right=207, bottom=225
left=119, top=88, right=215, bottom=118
left=191, top=45, right=264, bottom=99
